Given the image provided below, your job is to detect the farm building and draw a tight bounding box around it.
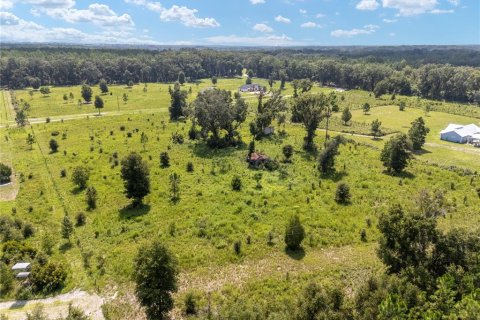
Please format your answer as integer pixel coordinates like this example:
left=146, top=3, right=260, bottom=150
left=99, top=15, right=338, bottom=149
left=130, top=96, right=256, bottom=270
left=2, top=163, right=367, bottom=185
left=239, top=84, right=265, bottom=93
left=440, top=124, right=480, bottom=144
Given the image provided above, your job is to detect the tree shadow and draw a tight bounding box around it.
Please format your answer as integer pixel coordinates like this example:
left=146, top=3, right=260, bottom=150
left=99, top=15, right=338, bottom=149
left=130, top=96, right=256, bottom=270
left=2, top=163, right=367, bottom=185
left=412, top=149, right=432, bottom=155
left=321, top=170, right=348, bottom=182
left=285, top=247, right=305, bottom=260
left=9, top=300, right=27, bottom=309
left=119, top=203, right=151, bottom=219
left=59, top=242, right=72, bottom=253
left=190, top=142, right=244, bottom=159
left=71, top=187, right=84, bottom=195
left=383, top=170, right=416, bottom=179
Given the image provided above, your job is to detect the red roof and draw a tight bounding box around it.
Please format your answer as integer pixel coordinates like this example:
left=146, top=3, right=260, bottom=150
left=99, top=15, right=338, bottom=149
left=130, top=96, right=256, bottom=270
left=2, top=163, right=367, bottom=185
left=249, top=153, right=269, bottom=161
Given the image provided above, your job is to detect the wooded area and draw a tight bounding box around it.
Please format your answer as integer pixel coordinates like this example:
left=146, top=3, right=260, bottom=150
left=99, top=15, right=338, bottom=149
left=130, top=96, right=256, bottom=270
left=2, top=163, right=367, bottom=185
left=1, top=46, right=480, bottom=103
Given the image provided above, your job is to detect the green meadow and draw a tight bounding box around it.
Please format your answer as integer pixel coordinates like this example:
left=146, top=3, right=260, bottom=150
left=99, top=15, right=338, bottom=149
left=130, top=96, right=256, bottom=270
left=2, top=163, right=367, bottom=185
left=1, top=80, right=480, bottom=317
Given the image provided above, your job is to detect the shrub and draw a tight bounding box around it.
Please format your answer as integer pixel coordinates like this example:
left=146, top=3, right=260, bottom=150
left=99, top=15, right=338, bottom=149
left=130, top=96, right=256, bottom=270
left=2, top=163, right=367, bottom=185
left=184, top=292, right=198, bottom=315
left=186, top=162, right=194, bottom=172
left=234, top=240, right=242, bottom=255
left=0, top=163, right=12, bottom=184
left=49, top=139, right=59, bottom=153
left=335, top=182, right=351, bottom=204
left=23, top=223, right=35, bottom=238
left=282, top=144, right=294, bottom=162
left=171, top=132, right=184, bottom=144
left=231, top=176, right=242, bottom=191
left=86, top=186, right=97, bottom=210
left=71, top=166, right=89, bottom=189
left=51, top=131, right=60, bottom=136
left=30, top=262, right=67, bottom=293
left=285, top=215, right=305, bottom=251
left=60, top=169, right=67, bottom=178
left=160, top=152, right=170, bottom=168
left=360, top=229, right=367, bottom=242
left=76, top=212, right=86, bottom=226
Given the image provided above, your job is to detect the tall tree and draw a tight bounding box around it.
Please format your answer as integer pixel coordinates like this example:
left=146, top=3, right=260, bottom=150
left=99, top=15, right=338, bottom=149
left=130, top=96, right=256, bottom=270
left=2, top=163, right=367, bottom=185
left=99, top=79, right=108, bottom=93
left=285, top=215, right=305, bottom=251
left=371, top=119, right=382, bottom=139
left=61, top=215, right=74, bottom=242
left=121, top=153, right=150, bottom=206
left=94, top=95, right=104, bottom=115
left=363, top=103, right=371, bottom=115
left=168, top=82, right=188, bottom=120
left=193, top=88, right=247, bottom=147
left=341, top=107, right=352, bottom=125
left=252, top=90, right=287, bottom=138
left=169, top=173, right=180, bottom=202
left=81, top=84, right=93, bottom=103
left=408, top=117, right=430, bottom=150
left=381, top=134, right=411, bottom=174
left=291, top=93, right=328, bottom=151
left=140, top=132, right=148, bottom=151
left=133, top=241, right=178, bottom=320
left=318, top=136, right=345, bottom=174
left=26, top=133, right=36, bottom=150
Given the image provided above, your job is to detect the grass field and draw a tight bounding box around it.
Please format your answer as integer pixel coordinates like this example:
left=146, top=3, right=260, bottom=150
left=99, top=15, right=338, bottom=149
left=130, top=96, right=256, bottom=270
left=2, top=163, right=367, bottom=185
left=1, top=80, right=480, bottom=318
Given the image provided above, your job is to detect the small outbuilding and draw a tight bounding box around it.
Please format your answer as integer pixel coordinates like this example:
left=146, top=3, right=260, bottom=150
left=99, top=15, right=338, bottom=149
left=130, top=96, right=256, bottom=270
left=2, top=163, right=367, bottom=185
left=239, top=84, right=265, bottom=93
left=440, top=123, right=480, bottom=144
left=247, top=152, right=270, bottom=167
left=12, top=262, right=31, bottom=279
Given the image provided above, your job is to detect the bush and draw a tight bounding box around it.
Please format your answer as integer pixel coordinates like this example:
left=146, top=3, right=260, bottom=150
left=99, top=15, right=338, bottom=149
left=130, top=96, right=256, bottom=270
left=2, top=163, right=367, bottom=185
left=285, top=215, right=305, bottom=251
left=234, top=240, right=242, bottom=255
left=171, top=132, right=184, bottom=144
left=30, top=262, right=67, bottom=293
left=160, top=152, right=170, bottom=168
left=335, top=182, right=351, bottom=204
left=184, top=292, right=198, bottom=315
left=186, top=162, right=194, bottom=172
left=86, top=186, right=97, bottom=210
left=71, top=166, right=89, bottom=189
left=49, top=139, right=59, bottom=153
left=0, top=163, right=12, bottom=184
left=76, top=212, right=86, bottom=226
left=60, top=169, right=67, bottom=178
left=231, top=176, right=242, bottom=191
left=282, top=144, right=294, bottom=162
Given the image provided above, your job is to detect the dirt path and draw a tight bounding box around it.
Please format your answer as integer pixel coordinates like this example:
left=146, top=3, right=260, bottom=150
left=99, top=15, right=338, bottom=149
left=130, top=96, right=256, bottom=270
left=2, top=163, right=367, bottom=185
left=0, top=290, right=105, bottom=320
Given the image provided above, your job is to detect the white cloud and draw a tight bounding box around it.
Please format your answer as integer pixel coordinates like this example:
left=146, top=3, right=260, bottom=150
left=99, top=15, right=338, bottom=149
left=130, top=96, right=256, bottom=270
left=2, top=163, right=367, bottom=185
left=301, top=21, right=317, bottom=28
left=0, top=11, right=20, bottom=25
left=316, top=13, right=325, bottom=18
left=253, top=23, right=273, bottom=33
left=43, top=3, right=134, bottom=28
left=160, top=5, right=219, bottom=28
left=0, top=12, right=159, bottom=44
left=448, top=0, right=460, bottom=6
left=299, top=9, right=307, bottom=14
left=274, top=15, right=290, bottom=23
left=22, top=0, right=75, bottom=9
left=356, top=0, right=379, bottom=10
left=331, top=24, right=379, bottom=37
left=205, top=34, right=298, bottom=46
left=0, top=1, right=14, bottom=9
left=389, top=32, right=396, bottom=36
left=382, top=0, right=438, bottom=16
left=430, top=8, right=454, bottom=14
left=126, top=0, right=219, bottom=28
left=250, top=0, right=265, bottom=4
left=382, top=18, right=398, bottom=22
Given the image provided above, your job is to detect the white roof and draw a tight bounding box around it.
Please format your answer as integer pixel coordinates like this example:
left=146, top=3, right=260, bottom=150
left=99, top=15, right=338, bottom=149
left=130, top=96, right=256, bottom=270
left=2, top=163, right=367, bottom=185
left=12, top=262, right=30, bottom=270
left=16, top=272, right=31, bottom=278
left=441, top=123, right=480, bottom=137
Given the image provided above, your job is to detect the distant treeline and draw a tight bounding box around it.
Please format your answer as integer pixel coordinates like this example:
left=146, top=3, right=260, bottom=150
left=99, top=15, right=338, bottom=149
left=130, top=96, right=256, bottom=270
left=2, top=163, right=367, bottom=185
left=1, top=47, right=479, bottom=103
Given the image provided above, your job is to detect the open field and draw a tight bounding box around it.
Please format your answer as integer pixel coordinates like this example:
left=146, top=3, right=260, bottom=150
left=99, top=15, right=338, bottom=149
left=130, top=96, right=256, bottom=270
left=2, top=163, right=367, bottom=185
left=1, top=80, right=480, bottom=318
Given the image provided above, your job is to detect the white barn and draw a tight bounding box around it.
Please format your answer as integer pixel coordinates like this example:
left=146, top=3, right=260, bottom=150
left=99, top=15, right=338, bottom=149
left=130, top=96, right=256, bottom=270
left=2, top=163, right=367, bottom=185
left=440, top=123, right=480, bottom=144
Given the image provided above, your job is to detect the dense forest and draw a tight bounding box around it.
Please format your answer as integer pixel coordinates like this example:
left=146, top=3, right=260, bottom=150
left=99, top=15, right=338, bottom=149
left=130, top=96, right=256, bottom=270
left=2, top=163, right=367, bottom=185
left=1, top=46, right=480, bottom=103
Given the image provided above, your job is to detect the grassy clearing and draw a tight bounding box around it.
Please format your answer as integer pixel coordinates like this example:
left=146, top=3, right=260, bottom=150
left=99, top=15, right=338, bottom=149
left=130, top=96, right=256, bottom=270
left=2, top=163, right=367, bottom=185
left=1, top=81, right=480, bottom=317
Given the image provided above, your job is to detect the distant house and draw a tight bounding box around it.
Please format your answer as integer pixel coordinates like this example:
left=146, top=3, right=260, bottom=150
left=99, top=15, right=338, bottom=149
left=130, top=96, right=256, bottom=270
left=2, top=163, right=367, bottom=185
left=239, top=84, right=265, bottom=93
left=12, top=262, right=31, bottom=279
left=440, top=124, right=480, bottom=144
left=247, top=152, right=270, bottom=167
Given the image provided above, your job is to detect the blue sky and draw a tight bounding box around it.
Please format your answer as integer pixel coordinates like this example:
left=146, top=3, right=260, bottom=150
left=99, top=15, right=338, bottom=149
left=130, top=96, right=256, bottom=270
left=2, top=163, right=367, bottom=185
left=0, top=0, right=479, bottom=45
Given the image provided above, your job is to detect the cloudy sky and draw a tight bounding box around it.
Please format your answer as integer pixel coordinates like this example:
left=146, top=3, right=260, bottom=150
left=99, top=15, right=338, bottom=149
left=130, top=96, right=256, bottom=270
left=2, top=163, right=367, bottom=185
left=0, top=0, right=478, bottom=46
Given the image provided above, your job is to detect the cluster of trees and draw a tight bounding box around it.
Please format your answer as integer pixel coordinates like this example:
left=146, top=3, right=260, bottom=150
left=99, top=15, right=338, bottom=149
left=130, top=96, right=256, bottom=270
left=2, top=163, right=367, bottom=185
left=2, top=47, right=479, bottom=103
